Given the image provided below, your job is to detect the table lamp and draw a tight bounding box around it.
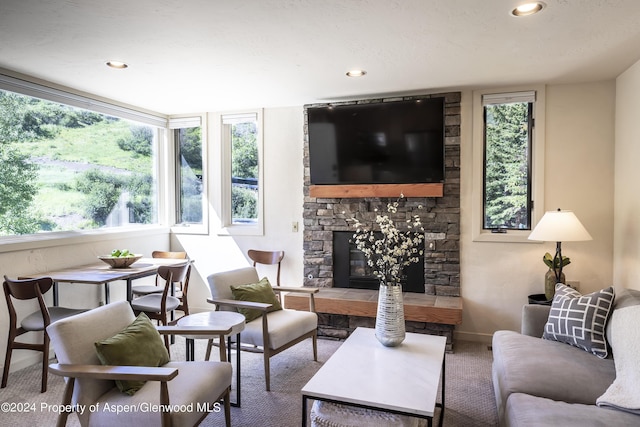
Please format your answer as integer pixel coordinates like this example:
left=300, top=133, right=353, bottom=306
left=528, top=209, right=593, bottom=282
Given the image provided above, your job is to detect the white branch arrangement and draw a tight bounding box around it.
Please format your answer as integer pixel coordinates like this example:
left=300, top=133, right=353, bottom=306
left=347, top=195, right=425, bottom=286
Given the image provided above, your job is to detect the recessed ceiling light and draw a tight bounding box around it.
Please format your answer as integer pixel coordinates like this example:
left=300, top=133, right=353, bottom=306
left=511, top=2, right=545, bottom=17
left=106, top=61, right=128, bottom=69
left=346, top=69, right=366, bottom=77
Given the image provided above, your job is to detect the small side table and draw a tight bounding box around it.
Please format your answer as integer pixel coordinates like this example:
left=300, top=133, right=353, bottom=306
left=528, top=294, right=552, bottom=306
left=177, top=311, right=245, bottom=406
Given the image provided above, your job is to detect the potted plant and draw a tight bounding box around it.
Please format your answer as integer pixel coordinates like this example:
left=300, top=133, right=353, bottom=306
left=543, top=252, right=570, bottom=300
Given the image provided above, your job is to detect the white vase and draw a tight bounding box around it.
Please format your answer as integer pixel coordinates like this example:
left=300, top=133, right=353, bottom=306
left=375, top=283, right=406, bottom=347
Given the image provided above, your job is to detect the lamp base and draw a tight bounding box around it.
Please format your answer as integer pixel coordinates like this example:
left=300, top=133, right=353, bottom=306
left=545, top=268, right=565, bottom=300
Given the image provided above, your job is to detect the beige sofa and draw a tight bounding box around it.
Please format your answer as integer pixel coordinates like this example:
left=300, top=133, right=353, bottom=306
left=492, top=288, right=640, bottom=426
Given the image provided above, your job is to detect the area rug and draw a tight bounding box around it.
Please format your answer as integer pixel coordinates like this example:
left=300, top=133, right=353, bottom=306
left=0, top=337, right=498, bottom=426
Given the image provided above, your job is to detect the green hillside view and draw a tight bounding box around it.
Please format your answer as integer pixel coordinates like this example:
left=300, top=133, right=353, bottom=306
left=22, top=121, right=153, bottom=231
left=0, top=90, right=155, bottom=235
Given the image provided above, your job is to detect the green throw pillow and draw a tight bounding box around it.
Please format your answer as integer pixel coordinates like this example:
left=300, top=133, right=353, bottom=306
left=94, top=312, right=170, bottom=395
left=231, top=277, right=282, bottom=322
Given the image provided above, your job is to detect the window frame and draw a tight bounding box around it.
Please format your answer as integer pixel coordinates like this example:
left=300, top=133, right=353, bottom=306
left=0, top=71, right=171, bottom=244
left=168, top=114, right=209, bottom=235
left=215, top=109, right=264, bottom=236
left=472, top=86, right=546, bottom=243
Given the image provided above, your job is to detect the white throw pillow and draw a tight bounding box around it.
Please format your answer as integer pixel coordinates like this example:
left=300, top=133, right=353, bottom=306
left=596, top=305, right=640, bottom=414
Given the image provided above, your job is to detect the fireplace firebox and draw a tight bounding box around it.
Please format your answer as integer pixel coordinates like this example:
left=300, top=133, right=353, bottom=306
left=332, top=231, right=425, bottom=293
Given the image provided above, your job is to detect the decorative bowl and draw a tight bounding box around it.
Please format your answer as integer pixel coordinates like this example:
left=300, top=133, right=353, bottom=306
left=98, top=254, right=143, bottom=268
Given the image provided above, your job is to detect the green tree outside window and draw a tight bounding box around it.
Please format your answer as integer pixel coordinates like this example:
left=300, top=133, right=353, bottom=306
left=483, top=101, right=532, bottom=230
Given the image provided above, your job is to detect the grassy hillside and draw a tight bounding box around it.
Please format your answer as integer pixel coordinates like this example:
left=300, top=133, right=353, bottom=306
left=18, top=120, right=153, bottom=231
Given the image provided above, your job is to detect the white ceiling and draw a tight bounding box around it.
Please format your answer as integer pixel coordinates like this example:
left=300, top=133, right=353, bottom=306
left=1, top=0, right=640, bottom=115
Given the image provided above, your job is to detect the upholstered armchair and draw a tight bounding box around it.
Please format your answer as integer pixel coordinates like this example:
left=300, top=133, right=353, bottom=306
left=46, top=301, right=232, bottom=427
left=207, top=267, right=318, bottom=391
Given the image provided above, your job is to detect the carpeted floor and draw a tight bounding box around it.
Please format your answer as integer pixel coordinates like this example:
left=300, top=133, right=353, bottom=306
left=0, top=337, right=498, bottom=426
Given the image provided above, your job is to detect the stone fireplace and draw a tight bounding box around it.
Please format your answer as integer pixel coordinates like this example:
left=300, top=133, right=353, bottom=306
left=300, top=92, right=461, bottom=343
left=332, top=230, right=425, bottom=293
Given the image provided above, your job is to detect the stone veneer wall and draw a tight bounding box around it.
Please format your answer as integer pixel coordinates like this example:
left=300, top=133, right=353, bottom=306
left=302, top=92, right=461, bottom=344
left=303, top=92, right=461, bottom=294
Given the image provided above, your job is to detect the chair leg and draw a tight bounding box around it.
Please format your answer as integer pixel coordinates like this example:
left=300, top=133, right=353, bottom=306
left=160, top=314, right=171, bottom=358
left=312, top=333, right=318, bottom=362
left=56, top=377, right=75, bottom=427
left=263, top=350, right=271, bottom=391
left=1, top=333, right=14, bottom=388
left=205, top=339, right=214, bottom=361
left=41, top=333, right=50, bottom=393
left=224, top=387, right=231, bottom=427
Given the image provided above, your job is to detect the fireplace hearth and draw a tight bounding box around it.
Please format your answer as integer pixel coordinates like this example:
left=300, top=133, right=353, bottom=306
left=332, top=231, right=425, bottom=293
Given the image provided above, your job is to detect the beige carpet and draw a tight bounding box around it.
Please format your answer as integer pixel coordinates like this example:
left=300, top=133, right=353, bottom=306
left=0, top=337, right=498, bottom=426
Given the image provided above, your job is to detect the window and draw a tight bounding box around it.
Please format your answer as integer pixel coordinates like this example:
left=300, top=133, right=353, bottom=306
left=0, top=78, right=164, bottom=238
left=472, top=88, right=545, bottom=242
left=220, top=111, right=263, bottom=235
left=170, top=116, right=207, bottom=233
left=483, top=92, right=534, bottom=230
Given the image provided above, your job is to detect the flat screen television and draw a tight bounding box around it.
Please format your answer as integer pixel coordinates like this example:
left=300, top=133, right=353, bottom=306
left=307, top=98, right=445, bottom=185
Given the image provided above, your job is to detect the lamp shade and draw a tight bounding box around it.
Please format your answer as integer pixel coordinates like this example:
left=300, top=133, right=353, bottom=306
left=528, top=210, right=593, bottom=242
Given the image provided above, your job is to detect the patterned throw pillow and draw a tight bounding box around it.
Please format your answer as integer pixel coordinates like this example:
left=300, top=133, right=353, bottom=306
left=543, top=284, right=615, bottom=358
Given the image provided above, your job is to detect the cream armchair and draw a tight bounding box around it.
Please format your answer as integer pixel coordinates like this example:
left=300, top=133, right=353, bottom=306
left=207, top=267, right=318, bottom=391
left=46, top=301, right=232, bottom=427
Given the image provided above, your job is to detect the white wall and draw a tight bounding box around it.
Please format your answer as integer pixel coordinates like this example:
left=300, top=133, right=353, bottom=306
left=458, top=81, right=616, bottom=342
left=0, top=229, right=169, bottom=371
left=175, top=106, right=305, bottom=313
left=614, top=59, right=640, bottom=290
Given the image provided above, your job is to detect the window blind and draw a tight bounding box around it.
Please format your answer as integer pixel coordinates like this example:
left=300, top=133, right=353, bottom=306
left=482, top=91, right=536, bottom=106
left=0, top=72, right=167, bottom=128
left=168, top=116, right=202, bottom=129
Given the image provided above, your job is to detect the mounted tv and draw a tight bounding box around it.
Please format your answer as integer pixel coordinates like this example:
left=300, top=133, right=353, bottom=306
left=308, top=98, right=445, bottom=185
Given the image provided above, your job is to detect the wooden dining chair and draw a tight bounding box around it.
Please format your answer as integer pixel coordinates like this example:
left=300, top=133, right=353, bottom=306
left=132, top=251, right=188, bottom=295
left=130, top=264, right=190, bottom=351
left=153, top=251, right=190, bottom=315
left=2, top=275, right=85, bottom=393
left=248, top=249, right=284, bottom=286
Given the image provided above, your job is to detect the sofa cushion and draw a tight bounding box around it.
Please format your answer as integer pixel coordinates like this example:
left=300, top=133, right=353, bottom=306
left=240, top=308, right=317, bottom=350
left=492, top=330, right=616, bottom=408
left=543, top=284, right=614, bottom=358
left=505, top=392, right=640, bottom=427
left=597, top=304, right=640, bottom=414
left=88, top=361, right=232, bottom=427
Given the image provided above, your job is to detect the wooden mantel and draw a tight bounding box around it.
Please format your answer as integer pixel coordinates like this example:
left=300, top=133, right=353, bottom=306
left=284, top=288, right=462, bottom=325
left=309, top=183, right=444, bottom=198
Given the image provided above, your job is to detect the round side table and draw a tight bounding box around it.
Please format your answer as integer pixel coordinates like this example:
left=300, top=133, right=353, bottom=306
left=177, top=311, right=245, bottom=406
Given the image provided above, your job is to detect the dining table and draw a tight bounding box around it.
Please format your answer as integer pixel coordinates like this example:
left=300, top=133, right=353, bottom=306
left=20, top=257, right=190, bottom=306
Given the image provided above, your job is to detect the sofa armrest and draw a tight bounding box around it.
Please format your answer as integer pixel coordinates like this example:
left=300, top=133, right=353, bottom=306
left=521, top=304, right=551, bottom=337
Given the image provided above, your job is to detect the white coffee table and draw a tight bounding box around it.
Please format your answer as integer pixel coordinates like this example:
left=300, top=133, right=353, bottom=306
left=177, top=311, right=245, bottom=406
left=301, top=327, right=446, bottom=427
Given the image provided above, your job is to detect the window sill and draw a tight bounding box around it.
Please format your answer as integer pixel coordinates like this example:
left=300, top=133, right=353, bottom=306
left=473, top=230, right=543, bottom=244
left=217, top=222, right=263, bottom=237
left=0, top=225, right=170, bottom=254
